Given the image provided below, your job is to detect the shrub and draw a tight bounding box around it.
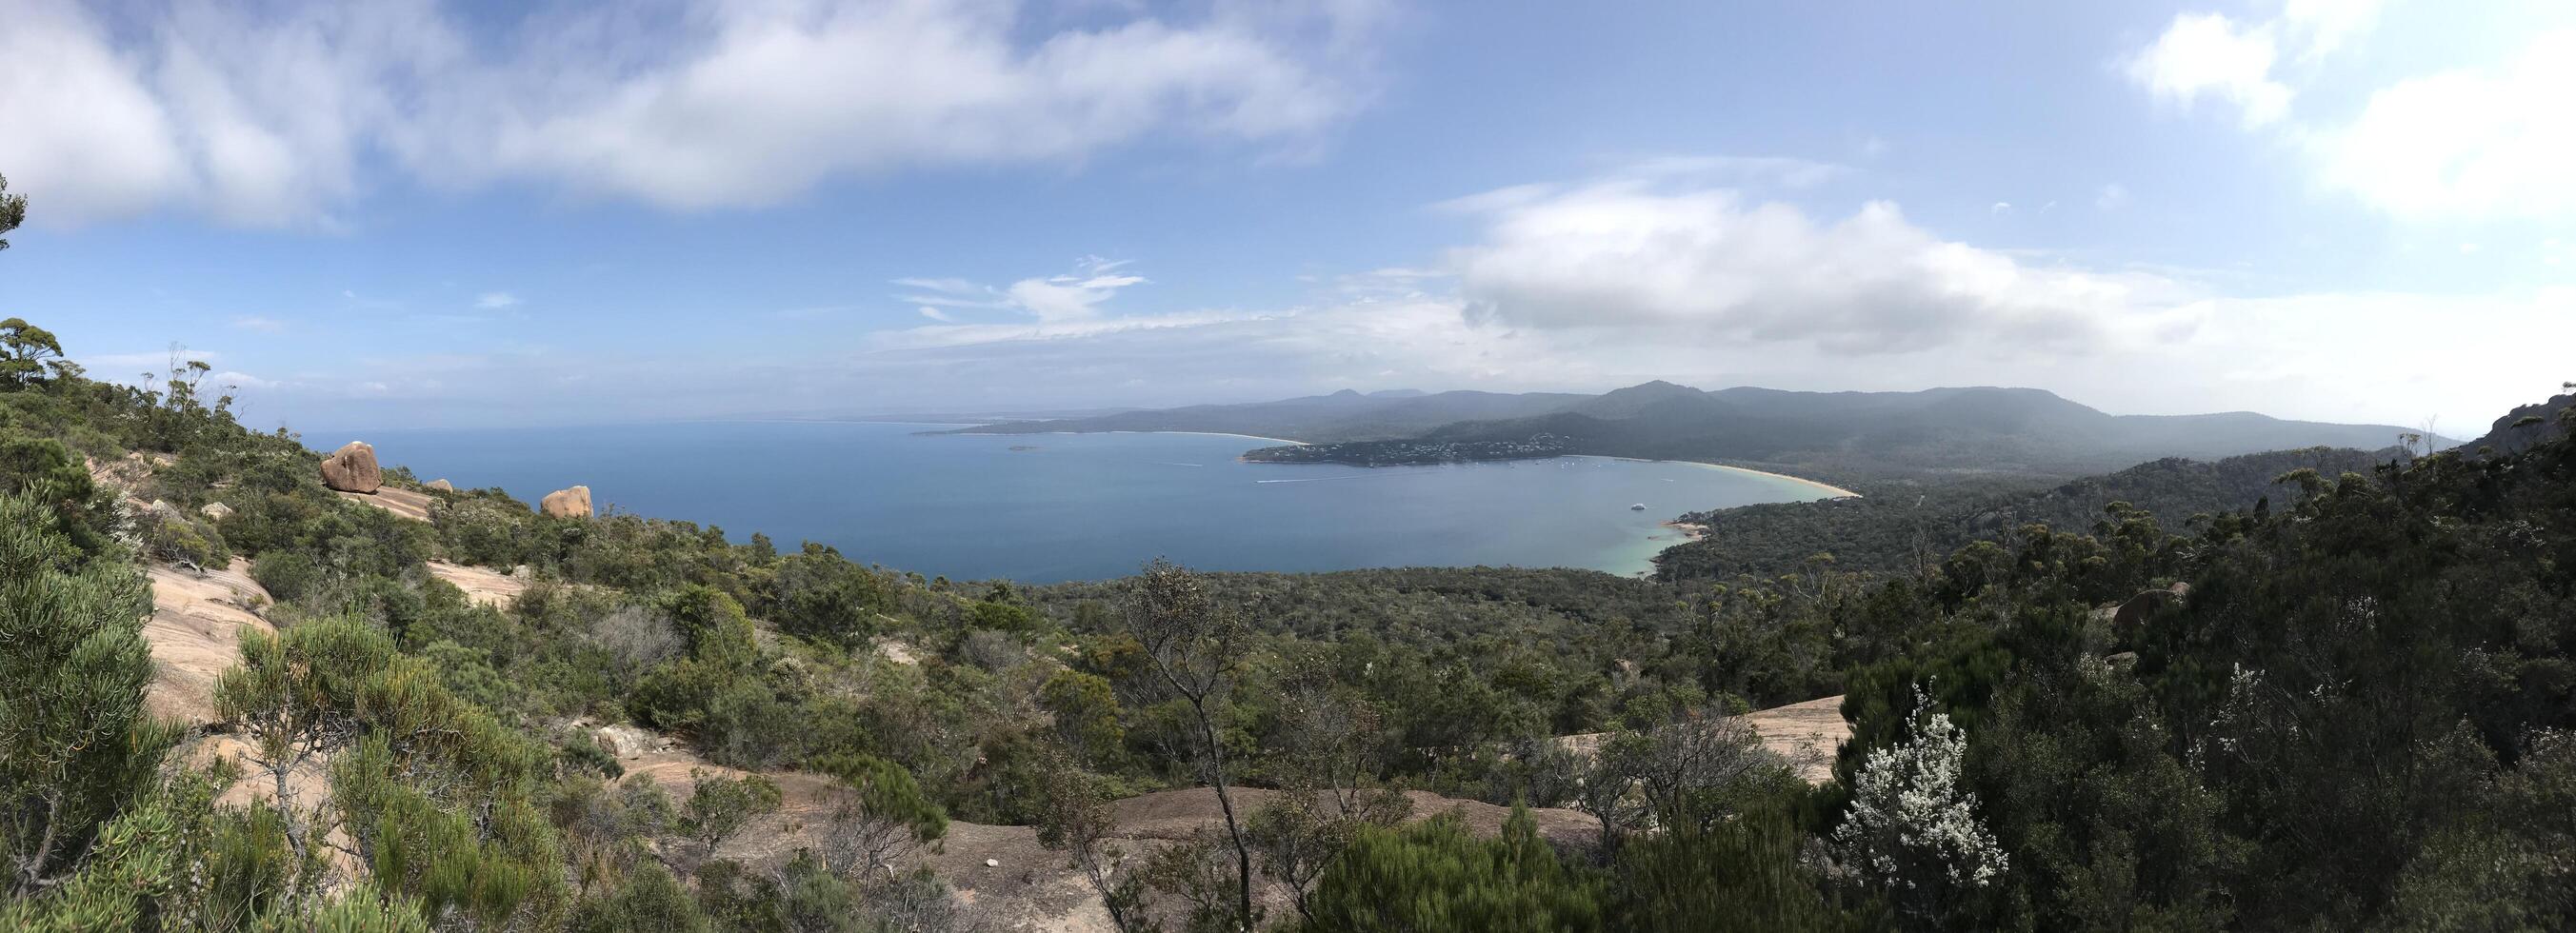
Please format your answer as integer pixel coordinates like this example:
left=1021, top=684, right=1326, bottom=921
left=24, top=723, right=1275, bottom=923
left=251, top=550, right=321, bottom=603
left=1304, top=808, right=1604, bottom=933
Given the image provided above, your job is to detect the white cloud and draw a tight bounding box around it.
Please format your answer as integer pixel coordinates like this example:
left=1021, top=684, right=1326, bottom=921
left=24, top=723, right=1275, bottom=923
left=2125, top=12, right=2296, bottom=128
left=1989, top=201, right=2013, bottom=215
left=2314, top=31, right=2576, bottom=219
left=2096, top=183, right=2131, bottom=210
left=1439, top=174, right=2192, bottom=354
left=0, top=0, right=1386, bottom=225
left=2280, top=0, right=2386, bottom=62
left=475, top=291, right=520, bottom=309
left=896, top=257, right=1149, bottom=324
left=2125, top=4, right=2576, bottom=222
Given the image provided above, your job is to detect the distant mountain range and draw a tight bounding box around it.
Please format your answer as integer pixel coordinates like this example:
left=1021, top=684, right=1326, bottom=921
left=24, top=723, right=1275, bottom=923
left=954, top=382, right=2452, bottom=484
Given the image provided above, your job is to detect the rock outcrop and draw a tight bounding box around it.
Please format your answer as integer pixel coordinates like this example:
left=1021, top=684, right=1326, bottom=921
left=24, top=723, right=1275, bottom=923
left=318, top=442, right=382, bottom=493
left=2466, top=391, right=2575, bottom=458
left=200, top=502, right=233, bottom=522
left=2110, top=581, right=2190, bottom=631
left=425, top=478, right=454, bottom=492
left=541, top=485, right=592, bottom=519
left=593, top=725, right=663, bottom=760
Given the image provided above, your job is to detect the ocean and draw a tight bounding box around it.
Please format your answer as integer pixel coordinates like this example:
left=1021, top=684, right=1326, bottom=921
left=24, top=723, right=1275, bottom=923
left=349, top=421, right=1832, bottom=583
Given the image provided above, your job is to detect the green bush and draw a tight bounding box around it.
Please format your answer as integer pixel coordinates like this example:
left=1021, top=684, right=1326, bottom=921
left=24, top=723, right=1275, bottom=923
left=142, top=509, right=231, bottom=567
left=251, top=550, right=321, bottom=603
left=1304, top=808, right=1604, bottom=933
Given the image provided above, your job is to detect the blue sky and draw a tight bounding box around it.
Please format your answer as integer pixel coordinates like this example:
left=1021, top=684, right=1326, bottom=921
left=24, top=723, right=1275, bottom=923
left=2, top=0, right=2570, bottom=434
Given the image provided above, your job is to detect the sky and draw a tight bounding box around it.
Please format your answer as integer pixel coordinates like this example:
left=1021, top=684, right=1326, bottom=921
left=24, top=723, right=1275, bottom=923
left=2, top=0, right=2571, bottom=435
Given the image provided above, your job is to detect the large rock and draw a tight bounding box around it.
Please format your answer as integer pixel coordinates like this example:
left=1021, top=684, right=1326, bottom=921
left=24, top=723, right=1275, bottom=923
left=425, top=478, right=454, bottom=492
left=319, top=442, right=382, bottom=493
left=200, top=502, right=233, bottom=522
left=541, top=485, right=592, bottom=519
left=2110, top=582, right=2190, bottom=631
left=593, top=725, right=661, bottom=760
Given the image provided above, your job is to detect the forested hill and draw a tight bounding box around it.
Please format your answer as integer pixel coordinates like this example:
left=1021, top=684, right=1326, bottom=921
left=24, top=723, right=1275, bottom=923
left=1654, top=446, right=2392, bottom=581
left=971, top=382, right=2444, bottom=483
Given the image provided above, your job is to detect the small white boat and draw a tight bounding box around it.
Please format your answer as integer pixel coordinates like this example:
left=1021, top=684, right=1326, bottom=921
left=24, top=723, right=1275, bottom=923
left=1629, top=503, right=1647, bottom=510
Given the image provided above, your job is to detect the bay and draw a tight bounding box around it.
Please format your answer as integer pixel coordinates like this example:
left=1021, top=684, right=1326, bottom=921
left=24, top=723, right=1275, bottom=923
left=350, top=421, right=1834, bottom=583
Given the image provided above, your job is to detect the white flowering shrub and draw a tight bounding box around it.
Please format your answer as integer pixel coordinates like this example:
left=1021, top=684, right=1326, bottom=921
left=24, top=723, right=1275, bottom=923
left=1833, top=687, right=2008, bottom=914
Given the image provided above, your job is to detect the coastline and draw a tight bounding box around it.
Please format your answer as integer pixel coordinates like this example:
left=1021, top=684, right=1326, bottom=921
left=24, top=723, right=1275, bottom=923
left=1568, top=455, right=1864, bottom=500
left=1687, top=461, right=1864, bottom=500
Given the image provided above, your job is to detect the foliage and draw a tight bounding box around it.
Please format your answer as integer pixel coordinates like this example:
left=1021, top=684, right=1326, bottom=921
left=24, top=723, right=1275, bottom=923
left=679, top=771, right=783, bottom=856
left=809, top=753, right=948, bottom=875
left=1832, top=688, right=2008, bottom=928
left=0, top=492, right=177, bottom=897
left=1302, top=808, right=1604, bottom=933
left=1614, top=808, right=1866, bottom=933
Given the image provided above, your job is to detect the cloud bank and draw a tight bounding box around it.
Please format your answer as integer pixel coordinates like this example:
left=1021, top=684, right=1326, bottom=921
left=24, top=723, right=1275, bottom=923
left=1442, top=175, right=2187, bottom=354
left=2124, top=1, right=2576, bottom=222
left=0, top=0, right=1388, bottom=226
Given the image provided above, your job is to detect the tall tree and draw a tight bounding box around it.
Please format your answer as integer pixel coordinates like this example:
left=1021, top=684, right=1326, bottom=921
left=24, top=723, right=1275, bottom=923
left=1121, top=560, right=1257, bottom=930
left=0, top=172, right=23, bottom=249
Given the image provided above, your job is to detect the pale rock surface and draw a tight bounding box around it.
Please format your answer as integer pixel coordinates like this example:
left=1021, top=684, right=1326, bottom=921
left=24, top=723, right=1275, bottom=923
left=319, top=441, right=382, bottom=493
left=541, top=485, right=592, bottom=519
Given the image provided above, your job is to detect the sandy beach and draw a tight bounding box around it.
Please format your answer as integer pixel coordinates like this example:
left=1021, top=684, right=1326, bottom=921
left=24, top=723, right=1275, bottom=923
left=1570, top=455, right=1863, bottom=499
left=1687, top=461, right=1864, bottom=499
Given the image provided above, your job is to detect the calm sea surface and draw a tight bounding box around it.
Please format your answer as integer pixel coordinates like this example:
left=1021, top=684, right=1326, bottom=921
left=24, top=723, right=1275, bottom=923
left=350, top=422, right=1830, bottom=584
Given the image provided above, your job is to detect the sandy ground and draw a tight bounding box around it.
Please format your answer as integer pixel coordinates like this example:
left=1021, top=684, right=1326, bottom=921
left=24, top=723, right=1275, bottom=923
left=425, top=560, right=528, bottom=608
left=143, top=558, right=276, bottom=725
left=1557, top=694, right=1850, bottom=785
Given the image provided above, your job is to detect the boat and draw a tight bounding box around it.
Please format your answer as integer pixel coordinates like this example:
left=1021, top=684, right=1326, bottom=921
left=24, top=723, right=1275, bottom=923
left=1629, top=503, right=1647, bottom=510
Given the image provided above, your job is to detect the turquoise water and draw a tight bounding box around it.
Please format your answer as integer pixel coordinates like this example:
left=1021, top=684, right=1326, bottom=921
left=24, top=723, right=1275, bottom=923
left=350, top=421, right=1831, bottom=583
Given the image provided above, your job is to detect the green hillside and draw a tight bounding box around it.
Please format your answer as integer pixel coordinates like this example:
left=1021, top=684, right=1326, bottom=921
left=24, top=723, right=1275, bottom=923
left=8, top=303, right=2574, bottom=931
